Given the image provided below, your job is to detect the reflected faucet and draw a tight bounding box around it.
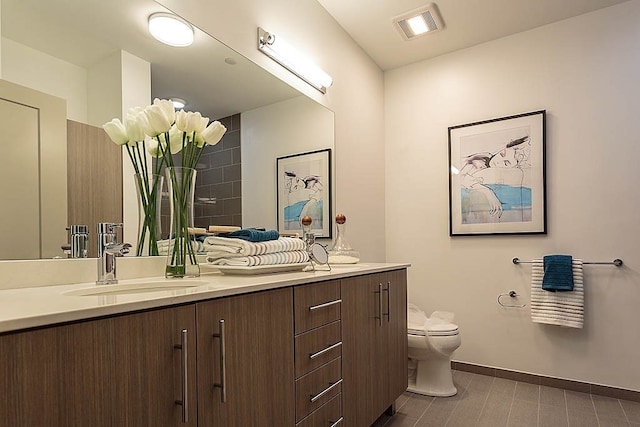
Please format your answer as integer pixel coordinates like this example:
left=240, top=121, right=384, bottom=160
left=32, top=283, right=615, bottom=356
left=96, top=223, right=131, bottom=285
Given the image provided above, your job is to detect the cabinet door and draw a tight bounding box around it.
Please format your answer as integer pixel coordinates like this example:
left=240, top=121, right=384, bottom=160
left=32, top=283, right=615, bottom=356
left=385, top=269, right=409, bottom=404
left=110, top=305, right=197, bottom=427
left=197, top=288, right=295, bottom=426
left=342, top=270, right=409, bottom=427
left=0, top=305, right=196, bottom=427
left=341, top=273, right=386, bottom=427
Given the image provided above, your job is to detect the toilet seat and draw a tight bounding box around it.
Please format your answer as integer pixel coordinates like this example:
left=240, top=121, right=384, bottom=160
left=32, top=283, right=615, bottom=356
left=408, top=322, right=459, bottom=337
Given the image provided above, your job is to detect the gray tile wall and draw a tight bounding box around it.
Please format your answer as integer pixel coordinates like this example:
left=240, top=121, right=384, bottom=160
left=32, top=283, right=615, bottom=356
left=193, top=113, right=242, bottom=228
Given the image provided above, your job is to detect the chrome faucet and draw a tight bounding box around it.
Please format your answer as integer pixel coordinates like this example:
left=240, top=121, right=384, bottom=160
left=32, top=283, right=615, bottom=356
left=66, top=225, right=89, bottom=258
left=96, top=223, right=131, bottom=285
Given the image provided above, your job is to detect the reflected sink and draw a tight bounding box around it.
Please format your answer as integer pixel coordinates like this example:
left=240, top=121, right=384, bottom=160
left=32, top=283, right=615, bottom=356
left=64, top=280, right=207, bottom=296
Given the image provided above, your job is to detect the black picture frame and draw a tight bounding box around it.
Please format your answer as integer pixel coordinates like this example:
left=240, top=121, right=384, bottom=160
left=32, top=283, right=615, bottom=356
left=448, top=110, right=546, bottom=236
left=276, top=148, right=332, bottom=238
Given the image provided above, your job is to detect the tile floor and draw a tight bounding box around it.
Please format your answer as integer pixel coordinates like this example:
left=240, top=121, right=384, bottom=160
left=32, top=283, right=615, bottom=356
left=373, top=370, right=640, bottom=427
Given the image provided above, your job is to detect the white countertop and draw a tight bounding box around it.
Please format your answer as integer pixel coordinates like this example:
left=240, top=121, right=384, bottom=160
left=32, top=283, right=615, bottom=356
left=0, top=262, right=409, bottom=333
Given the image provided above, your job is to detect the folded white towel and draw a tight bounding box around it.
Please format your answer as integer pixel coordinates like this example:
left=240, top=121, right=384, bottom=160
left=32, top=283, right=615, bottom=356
left=157, top=239, right=204, bottom=255
left=531, top=258, right=584, bottom=328
left=203, top=236, right=306, bottom=256
left=207, top=250, right=310, bottom=266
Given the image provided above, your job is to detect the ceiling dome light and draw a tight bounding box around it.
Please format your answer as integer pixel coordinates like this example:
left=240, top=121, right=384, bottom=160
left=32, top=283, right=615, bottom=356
left=170, top=97, right=187, bottom=109
left=148, top=12, right=194, bottom=47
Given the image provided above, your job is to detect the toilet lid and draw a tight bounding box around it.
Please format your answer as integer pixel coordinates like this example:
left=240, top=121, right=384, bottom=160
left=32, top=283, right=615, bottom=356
left=408, top=322, right=459, bottom=337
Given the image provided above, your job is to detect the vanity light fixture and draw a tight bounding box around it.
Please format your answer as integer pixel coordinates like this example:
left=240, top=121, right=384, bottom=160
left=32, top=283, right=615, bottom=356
left=257, top=27, right=333, bottom=94
left=393, top=3, right=444, bottom=41
left=148, top=12, right=194, bottom=47
left=170, top=97, right=187, bottom=109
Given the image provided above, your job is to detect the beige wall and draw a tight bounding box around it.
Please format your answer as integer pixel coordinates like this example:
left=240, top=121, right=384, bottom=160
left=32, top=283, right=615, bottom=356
left=242, top=96, right=334, bottom=232
left=157, top=0, right=386, bottom=261
left=385, top=1, right=640, bottom=391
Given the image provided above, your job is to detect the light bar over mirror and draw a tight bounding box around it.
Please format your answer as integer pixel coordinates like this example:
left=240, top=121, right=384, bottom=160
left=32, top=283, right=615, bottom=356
left=257, top=27, right=333, bottom=94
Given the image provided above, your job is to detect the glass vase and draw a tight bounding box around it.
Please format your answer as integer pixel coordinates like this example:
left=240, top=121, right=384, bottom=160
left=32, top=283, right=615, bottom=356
left=134, top=173, right=164, bottom=256
left=165, top=166, right=200, bottom=278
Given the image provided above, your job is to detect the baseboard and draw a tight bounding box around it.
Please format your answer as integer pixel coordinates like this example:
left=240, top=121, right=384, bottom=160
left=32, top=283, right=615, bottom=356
left=451, top=361, right=640, bottom=403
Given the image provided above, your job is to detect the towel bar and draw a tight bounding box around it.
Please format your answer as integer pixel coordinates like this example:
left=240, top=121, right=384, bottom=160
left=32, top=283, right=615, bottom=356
left=512, top=257, right=623, bottom=267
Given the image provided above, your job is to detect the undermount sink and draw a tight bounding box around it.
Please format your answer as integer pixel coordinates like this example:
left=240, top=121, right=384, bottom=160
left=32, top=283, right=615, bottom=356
left=64, top=280, right=207, bottom=296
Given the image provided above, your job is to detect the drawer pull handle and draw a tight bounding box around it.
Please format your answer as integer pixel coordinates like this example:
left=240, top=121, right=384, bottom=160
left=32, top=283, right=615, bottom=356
left=309, top=341, right=342, bottom=360
left=173, top=329, right=188, bottom=423
left=329, top=417, right=344, bottom=427
left=212, top=319, right=227, bottom=403
left=309, top=299, right=342, bottom=311
left=374, top=283, right=382, bottom=326
left=383, top=281, right=391, bottom=322
left=310, top=379, right=343, bottom=403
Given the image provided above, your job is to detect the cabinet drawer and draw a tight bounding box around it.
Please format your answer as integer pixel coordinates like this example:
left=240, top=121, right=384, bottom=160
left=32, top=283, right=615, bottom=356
left=295, top=320, right=342, bottom=378
left=296, top=393, right=342, bottom=427
left=295, top=280, right=341, bottom=334
left=295, top=357, right=342, bottom=422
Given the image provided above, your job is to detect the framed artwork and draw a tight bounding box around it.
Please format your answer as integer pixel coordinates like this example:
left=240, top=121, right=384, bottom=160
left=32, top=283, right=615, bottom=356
left=276, top=148, right=332, bottom=238
left=448, top=110, right=546, bottom=236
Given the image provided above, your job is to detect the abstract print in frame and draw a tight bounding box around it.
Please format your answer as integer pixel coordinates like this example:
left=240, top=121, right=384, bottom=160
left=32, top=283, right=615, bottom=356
left=448, top=110, right=546, bottom=236
left=276, top=148, right=331, bottom=238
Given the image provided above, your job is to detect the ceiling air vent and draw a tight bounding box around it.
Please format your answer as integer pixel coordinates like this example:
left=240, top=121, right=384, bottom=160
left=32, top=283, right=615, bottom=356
left=393, top=3, right=444, bottom=41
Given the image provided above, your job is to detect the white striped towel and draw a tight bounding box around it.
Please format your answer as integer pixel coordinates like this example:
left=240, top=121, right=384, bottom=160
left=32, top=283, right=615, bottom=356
left=158, top=239, right=204, bottom=255
left=206, top=250, right=310, bottom=266
left=530, top=258, right=584, bottom=328
left=203, top=236, right=306, bottom=257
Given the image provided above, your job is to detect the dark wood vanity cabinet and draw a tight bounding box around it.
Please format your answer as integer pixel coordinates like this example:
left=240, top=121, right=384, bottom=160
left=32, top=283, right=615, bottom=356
left=341, top=269, right=408, bottom=427
left=0, top=305, right=197, bottom=427
left=0, top=268, right=408, bottom=427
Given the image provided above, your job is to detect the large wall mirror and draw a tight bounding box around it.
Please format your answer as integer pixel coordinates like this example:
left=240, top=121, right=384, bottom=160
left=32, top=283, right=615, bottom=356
left=0, top=0, right=335, bottom=260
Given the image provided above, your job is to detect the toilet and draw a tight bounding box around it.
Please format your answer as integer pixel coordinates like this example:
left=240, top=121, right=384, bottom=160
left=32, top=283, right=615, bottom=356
left=407, top=305, right=461, bottom=397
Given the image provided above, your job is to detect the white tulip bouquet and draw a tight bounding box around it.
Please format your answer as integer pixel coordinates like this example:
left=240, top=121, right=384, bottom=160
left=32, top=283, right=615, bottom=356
left=103, top=99, right=226, bottom=275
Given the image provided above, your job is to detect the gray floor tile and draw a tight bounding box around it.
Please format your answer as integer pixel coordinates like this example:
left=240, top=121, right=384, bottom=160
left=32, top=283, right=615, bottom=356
left=397, top=393, right=412, bottom=408
left=565, top=390, right=596, bottom=414
left=444, top=391, right=488, bottom=426
left=540, top=385, right=566, bottom=408
left=539, top=403, right=569, bottom=427
left=397, top=393, right=434, bottom=419
left=622, top=400, right=640, bottom=424
left=414, top=396, right=461, bottom=427
left=513, top=381, right=540, bottom=403
left=385, top=413, right=419, bottom=427
left=476, top=393, right=511, bottom=427
left=568, top=410, right=599, bottom=427
left=490, top=377, right=517, bottom=397
left=507, top=399, right=538, bottom=427
left=466, top=373, right=494, bottom=393
left=592, top=395, right=627, bottom=420
left=598, top=417, right=631, bottom=427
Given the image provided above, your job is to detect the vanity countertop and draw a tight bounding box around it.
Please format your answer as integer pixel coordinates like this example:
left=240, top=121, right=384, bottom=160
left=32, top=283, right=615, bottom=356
left=0, top=262, right=409, bottom=334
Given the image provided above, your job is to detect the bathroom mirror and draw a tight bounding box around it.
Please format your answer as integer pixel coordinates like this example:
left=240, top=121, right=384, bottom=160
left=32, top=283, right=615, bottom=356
left=0, top=0, right=334, bottom=260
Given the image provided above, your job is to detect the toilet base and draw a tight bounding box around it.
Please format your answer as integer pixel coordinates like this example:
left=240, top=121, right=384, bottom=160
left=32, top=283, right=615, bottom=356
left=407, top=358, right=458, bottom=397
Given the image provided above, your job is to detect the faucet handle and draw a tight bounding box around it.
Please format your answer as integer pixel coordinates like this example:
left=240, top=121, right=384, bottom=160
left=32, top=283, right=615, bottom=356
left=97, top=222, right=123, bottom=234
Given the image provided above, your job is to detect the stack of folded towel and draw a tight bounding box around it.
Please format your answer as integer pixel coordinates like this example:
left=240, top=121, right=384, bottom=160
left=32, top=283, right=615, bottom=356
left=204, top=230, right=309, bottom=267
left=157, top=238, right=205, bottom=255
left=530, top=255, right=584, bottom=328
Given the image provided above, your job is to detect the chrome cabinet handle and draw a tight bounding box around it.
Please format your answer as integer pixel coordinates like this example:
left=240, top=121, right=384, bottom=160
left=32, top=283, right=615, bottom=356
left=383, top=281, right=391, bottom=322
left=173, top=329, right=188, bottom=423
left=329, top=417, right=344, bottom=427
left=309, top=341, right=342, bottom=360
left=309, top=299, right=342, bottom=311
left=212, top=319, right=227, bottom=403
left=310, top=379, right=343, bottom=403
left=374, top=283, right=382, bottom=326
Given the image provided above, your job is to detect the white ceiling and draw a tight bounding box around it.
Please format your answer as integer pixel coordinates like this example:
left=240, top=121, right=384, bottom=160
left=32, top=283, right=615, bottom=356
left=316, top=0, right=630, bottom=70
left=1, top=0, right=300, bottom=120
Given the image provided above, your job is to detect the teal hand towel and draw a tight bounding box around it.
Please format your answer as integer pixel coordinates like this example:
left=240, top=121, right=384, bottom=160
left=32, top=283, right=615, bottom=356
left=542, top=255, right=574, bottom=292
left=223, top=228, right=280, bottom=242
